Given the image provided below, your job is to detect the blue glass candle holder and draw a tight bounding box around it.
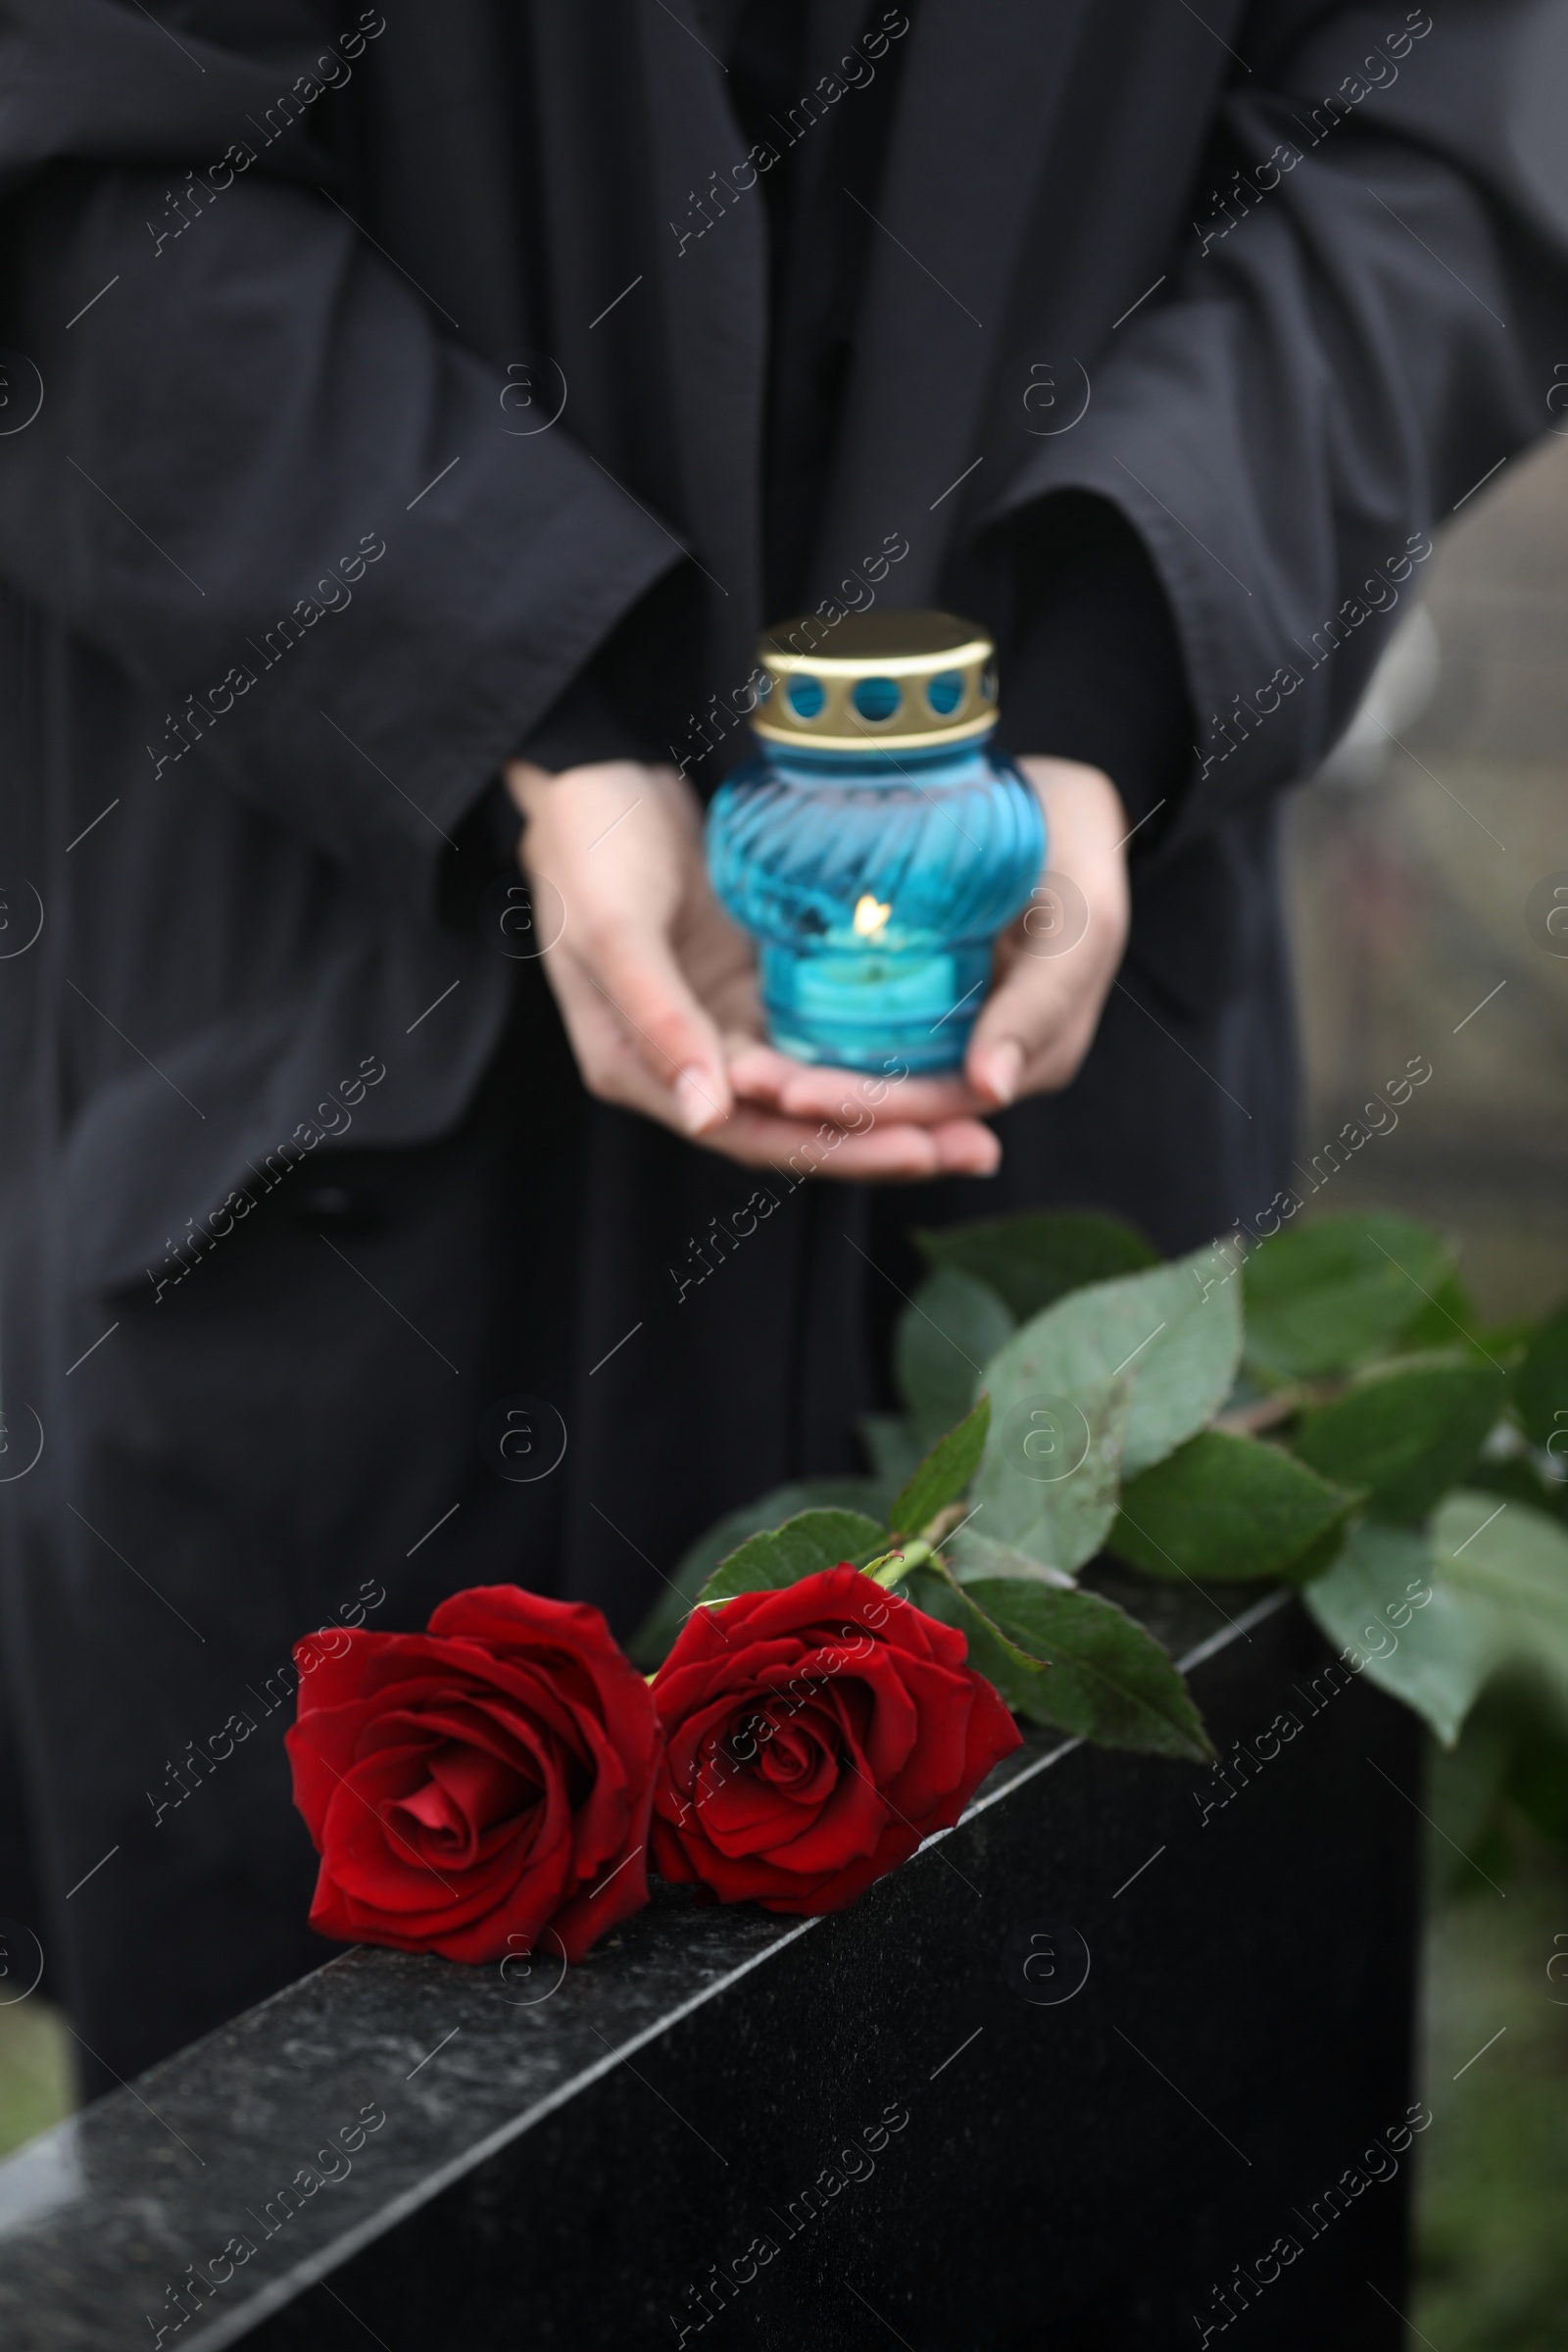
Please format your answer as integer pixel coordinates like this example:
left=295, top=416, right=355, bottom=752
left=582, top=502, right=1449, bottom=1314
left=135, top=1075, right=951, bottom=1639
left=706, top=611, right=1045, bottom=1073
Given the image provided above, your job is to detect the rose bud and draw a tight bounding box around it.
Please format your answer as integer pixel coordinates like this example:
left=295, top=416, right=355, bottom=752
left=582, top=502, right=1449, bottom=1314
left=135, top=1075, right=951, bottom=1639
left=650, top=1565, right=1020, bottom=1913
left=286, top=1586, right=659, bottom=1965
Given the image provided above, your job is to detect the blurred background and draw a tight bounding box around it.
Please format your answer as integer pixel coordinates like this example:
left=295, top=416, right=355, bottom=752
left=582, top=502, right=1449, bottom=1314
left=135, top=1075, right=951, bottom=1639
left=1292, top=427, right=1568, bottom=2351
left=2, top=441, right=1566, bottom=2344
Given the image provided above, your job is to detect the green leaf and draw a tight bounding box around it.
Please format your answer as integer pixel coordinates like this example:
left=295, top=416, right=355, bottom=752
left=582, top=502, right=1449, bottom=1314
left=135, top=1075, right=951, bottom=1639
left=858, top=1412, right=924, bottom=1488
left=955, top=1574, right=1212, bottom=1761
left=890, top=1396, right=991, bottom=1539
left=894, top=1267, right=1015, bottom=1448
left=904, top=1563, right=1056, bottom=1716
left=627, top=1478, right=893, bottom=1666
left=970, top=1368, right=1133, bottom=1575
left=977, top=1239, right=1244, bottom=1515
left=946, top=1528, right=1078, bottom=1590
left=1303, top=1492, right=1568, bottom=1746
left=1292, top=1358, right=1503, bottom=1522
left=1513, top=1301, right=1568, bottom=1451
left=1284, top=1521, right=1358, bottom=1586
left=1395, top=1267, right=1483, bottom=1357
left=1475, top=1314, right=1542, bottom=1358
left=1109, top=1245, right=1247, bottom=1476
left=695, top=1508, right=888, bottom=1606
left=1108, top=1429, right=1359, bottom=1584
left=1242, top=1212, right=1455, bottom=1380
left=916, top=1209, right=1158, bottom=1322
left=967, top=1240, right=1244, bottom=1576
left=1437, top=1491, right=1568, bottom=1718
left=1303, top=1519, right=1476, bottom=1743
left=1419, top=1676, right=1568, bottom=1891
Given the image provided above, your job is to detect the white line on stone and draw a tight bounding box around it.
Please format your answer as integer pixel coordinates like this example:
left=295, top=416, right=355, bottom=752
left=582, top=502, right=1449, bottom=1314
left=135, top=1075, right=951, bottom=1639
left=1111, top=1844, right=1166, bottom=1901
left=407, top=2027, right=462, bottom=2081
left=929, top=2025, right=983, bottom=2081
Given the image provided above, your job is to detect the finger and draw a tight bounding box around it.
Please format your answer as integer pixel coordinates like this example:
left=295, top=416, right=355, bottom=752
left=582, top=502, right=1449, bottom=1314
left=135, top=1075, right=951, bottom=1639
left=574, top=921, right=733, bottom=1134
left=541, top=956, right=1004, bottom=1174
left=926, top=1117, right=1004, bottom=1176
left=726, top=1043, right=990, bottom=1127
left=692, top=1105, right=1002, bottom=1181
left=715, top=1104, right=941, bottom=1176
left=537, top=956, right=707, bottom=1131
left=776, top=1067, right=988, bottom=1125
left=965, top=956, right=1086, bottom=1104
left=722, top=1040, right=808, bottom=1104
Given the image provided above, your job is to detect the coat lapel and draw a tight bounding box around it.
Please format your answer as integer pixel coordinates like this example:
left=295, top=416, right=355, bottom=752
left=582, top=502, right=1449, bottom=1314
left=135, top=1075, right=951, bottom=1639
left=812, top=0, right=1093, bottom=602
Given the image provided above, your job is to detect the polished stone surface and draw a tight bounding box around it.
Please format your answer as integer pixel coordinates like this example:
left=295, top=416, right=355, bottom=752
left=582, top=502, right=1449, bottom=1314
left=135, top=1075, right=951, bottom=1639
left=0, top=1585, right=1422, bottom=2350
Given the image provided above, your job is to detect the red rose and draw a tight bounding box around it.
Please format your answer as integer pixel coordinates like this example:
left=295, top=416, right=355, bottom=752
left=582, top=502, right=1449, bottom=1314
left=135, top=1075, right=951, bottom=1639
left=650, top=1565, right=1020, bottom=1913
left=285, top=1585, right=659, bottom=1965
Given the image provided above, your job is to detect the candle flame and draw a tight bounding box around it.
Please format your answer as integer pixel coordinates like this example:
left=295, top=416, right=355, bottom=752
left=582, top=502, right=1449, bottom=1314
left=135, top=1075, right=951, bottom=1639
left=854, top=893, right=892, bottom=939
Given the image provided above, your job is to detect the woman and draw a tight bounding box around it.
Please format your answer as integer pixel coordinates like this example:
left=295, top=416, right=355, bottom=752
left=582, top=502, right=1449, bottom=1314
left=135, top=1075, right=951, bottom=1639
left=0, top=0, right=1559, bottom=2105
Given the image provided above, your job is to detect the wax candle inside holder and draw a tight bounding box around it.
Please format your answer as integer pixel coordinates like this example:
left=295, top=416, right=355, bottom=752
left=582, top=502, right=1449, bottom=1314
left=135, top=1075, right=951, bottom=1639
left=706, top=611, right=1045, bottom=1074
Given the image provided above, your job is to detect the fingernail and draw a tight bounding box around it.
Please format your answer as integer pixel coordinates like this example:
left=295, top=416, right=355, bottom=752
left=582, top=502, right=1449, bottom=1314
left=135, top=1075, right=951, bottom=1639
left=675, top=1064, right=722, bottom=1135
left=980, top=1041, right=1023, bottom=1105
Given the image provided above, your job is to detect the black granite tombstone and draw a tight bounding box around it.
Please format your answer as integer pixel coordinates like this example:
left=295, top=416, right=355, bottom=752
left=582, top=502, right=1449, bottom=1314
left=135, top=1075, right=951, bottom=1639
left=0, top=1584, right=1421, bottom=2351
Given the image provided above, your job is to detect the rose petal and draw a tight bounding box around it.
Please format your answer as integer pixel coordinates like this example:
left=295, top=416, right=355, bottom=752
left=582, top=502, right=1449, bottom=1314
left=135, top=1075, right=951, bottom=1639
left=288, top=1585, right=659, bottom=1965
left=648, top=1565, right=1022, bottom=1915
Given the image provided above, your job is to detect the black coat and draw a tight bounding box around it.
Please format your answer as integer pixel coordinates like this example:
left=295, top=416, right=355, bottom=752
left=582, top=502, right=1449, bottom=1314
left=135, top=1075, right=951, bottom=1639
left=4, top=0, right=1561, bottom=1532
left=0, top=0, right=1563, bottom=2076
left=1, top=0, right=1560, bottom=1291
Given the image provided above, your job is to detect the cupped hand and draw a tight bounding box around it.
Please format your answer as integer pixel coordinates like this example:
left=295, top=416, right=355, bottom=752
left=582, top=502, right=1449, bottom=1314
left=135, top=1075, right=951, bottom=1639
left=728, top=757, right=1132, bottom=1129
left=503, top=758, right=1003, bottom=1180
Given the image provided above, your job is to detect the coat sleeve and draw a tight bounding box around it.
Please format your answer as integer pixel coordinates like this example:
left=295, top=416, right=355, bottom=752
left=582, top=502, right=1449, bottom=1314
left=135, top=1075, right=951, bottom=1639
left=990, top=492, right=1195, bottom=834
left=990, top=0, right=1568, bottom=850
left=0, top=0, right=681, bottom=921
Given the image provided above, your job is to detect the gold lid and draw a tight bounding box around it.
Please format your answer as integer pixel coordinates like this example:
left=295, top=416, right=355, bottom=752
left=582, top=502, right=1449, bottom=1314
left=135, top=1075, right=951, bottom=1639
left=751, top=609, right=998, bottom=752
